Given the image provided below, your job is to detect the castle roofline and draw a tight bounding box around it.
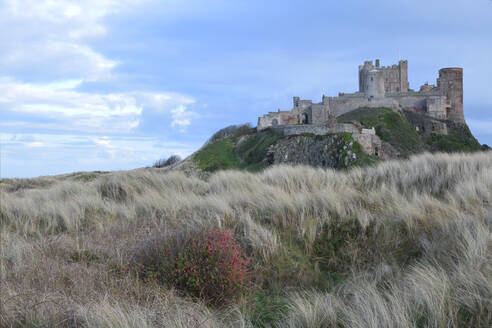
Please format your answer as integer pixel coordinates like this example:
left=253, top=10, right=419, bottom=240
left=440, top=67, right=462, bottom=71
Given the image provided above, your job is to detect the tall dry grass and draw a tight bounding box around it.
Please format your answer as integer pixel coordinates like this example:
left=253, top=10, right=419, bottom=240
left=0, top=151, right=491, bottom=327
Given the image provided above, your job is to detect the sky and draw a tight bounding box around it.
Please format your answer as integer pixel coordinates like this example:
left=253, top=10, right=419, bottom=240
left=1, top=0, right=491, bottom=178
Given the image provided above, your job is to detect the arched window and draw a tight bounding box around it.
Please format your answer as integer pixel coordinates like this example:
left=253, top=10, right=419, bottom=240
left=302, top=113, right=309, bottom=124
left=272, top=119, right=278, bottom=127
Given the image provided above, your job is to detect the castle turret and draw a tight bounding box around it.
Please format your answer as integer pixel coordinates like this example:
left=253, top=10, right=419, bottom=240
left=364, top=70, right=385, bottom=99
left=293, top=96, right=300, bottom=108
left=398, top=60, right=409, bottom=92
left=359, top=60, right=374, bottom=93
left=437, top=68, right=464, bottom=123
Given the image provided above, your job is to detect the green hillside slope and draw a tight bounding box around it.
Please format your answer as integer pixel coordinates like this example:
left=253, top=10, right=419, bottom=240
left=337, top=107, right=426, bottom=156
left=191, top=108, right=484, bottom=173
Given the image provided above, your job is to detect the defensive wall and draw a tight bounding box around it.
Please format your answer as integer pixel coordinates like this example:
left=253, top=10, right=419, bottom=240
left=257, top=59, right=464, bottom=131
left=271, top=123, right=382, bottom=157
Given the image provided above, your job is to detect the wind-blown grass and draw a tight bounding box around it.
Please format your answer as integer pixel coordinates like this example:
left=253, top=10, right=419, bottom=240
left=1, top=151, right=491, bottom=327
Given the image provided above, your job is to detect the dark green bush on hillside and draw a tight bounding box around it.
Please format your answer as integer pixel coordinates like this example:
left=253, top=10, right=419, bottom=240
left=153, top=155, right=182, bottom=168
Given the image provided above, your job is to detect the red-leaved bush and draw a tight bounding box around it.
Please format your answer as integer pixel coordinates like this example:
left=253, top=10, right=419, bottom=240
left=127, top=228, right=250, bottom=304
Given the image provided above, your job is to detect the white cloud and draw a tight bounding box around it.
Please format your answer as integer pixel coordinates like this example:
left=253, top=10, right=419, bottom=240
left=0, top=0, right=146, bottom=81
left=26, top=142, right=44, bottom=148
left=0, top=78, right=196, bottom=133
left=64, top=5, right=82, bottom=18
left=134, top=92, right=196, bottom=113
left=171, top=105, right=193, bottom=128
left=0, top=0, right=200, bottom=134
left=93, top=137, right=112, bottom=147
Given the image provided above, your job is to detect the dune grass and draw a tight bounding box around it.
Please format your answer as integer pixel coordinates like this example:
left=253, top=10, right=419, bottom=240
left=1, top=151, right=491, bottom=327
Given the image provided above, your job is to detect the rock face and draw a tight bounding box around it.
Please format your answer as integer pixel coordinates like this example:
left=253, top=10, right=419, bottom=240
left=266, top=134, right=360, bottom=168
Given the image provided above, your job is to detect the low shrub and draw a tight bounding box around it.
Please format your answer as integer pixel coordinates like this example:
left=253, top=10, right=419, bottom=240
left=129, top=228, right=250, bottom=304
left=153, top=155, right=182, bottom=168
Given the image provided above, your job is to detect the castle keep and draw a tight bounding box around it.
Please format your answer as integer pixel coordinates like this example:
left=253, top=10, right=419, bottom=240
left=257, top=59, right=464, bottom=130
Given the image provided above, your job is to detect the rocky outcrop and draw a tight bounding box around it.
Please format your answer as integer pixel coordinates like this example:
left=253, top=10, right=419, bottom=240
left=266, top=134, right=361, bottom=168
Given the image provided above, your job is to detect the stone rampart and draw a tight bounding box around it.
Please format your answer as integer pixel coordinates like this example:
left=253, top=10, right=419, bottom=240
left=272, top=123, right=359, bottom=136
left=257, top=59, right=462, bottom=132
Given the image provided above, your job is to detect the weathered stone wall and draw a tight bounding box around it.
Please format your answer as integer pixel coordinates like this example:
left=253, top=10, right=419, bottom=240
left=355, top=133, right=382, bottom=157
left=272, top=123, right=359, bottom=136
left=364, top=70, right=386, bottom=98
left=311, top=103, right=327, bottom=124
left=426, top=95, right=448, bottom=120
left=359, top=59, right=409, bottom=94
left=437, top=68, right=464, bottom=123
left=390, top=94, right=427, bottom=112
left=258, top=110, right=299, bottom=130
left=398, top=60, right=409, bottom=92
left=258, top=59, right=463, bottom=131
left=329, top=96, right=398, bottom=117
left=403, top=110, right=448, bottom=135
left=271, top=123, right=383, bottom=157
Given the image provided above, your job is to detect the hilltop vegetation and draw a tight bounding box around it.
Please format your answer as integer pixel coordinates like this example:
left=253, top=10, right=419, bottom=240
left=190, top=108, right=484, bottom=173
left=338, top=107, right=482, bottom=156
left=1, top=152, right=492, bottom=327
left=192, top=125, right=377, bottom=173
left=193, top=126, right=282, bottom=172
left=337, top=107, right=426, bottom=156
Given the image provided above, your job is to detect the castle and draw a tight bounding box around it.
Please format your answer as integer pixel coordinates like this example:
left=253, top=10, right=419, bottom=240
left=257, top=59, right=464, bottom=131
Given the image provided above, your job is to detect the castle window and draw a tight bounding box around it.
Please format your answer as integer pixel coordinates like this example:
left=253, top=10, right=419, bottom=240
left=302, top=113, right=309, bottom=124
left=371, top=77, right=373, bottom=81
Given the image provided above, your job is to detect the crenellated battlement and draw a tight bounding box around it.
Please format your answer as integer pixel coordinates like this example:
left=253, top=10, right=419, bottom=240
left=257, top=59, right=465, bottom=131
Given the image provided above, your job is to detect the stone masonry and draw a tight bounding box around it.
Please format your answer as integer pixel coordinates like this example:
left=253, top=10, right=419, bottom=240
left=257, top=59, right=465, bottom=131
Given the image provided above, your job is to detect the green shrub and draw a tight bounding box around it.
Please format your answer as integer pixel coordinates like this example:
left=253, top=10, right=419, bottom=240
left=153, top=155, right=182, bottom=168
left=246, top=291, right=288, bottom=327
left=129, top=228, right=250, bottom=304
left=235, top=129, right=282, bottom=171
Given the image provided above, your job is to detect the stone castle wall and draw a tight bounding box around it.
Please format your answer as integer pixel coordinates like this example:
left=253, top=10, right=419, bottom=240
left=257, top=59, right=463, bottom=134
left=272, top=123, right=359, bottom=136
left=271, top=123, right=382, bottom=157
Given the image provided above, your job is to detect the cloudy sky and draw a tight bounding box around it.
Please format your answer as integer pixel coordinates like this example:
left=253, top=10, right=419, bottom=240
left=1, top=0, right=491, bottom=178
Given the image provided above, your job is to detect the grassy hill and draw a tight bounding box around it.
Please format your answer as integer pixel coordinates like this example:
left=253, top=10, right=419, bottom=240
left=337, top=107, right=426, bottom=156
left=190, top=108, right=483, bottom=174
left=191, top=127, right=378, bottom=173
left=192, top=128, right=283, bottom=172
left=338, top=107, right=482, bottom=156
left=1, top=152, right=491, bottom=327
